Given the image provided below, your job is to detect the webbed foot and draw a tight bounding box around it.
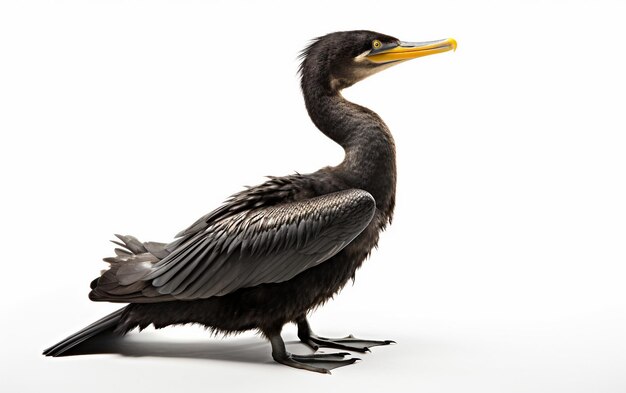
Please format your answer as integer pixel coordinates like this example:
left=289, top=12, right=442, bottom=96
left=303, top=333, right=395, bottom=353
left=297, top=318, right=395, bottom=353
left=274, top=351, right=359, bottom=374
left=267, top=329, right=359, bottom=374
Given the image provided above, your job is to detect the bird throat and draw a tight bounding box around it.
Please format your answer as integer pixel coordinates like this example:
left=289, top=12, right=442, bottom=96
left=302, top=86, right=397, bottom=217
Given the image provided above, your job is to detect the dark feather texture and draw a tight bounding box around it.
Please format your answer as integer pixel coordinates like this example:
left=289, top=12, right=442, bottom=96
left=42, top=308, right=125, bottom=356
left=45, top=31, right=400, bottom=366
left=89, top=189, right=376, bottom=302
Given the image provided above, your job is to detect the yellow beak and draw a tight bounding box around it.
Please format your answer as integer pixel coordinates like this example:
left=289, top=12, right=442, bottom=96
left=367, top=38, right=457, bottom=63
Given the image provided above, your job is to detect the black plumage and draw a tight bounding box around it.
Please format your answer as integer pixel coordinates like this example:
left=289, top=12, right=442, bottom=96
left=43, top=30, right=456, bottom=373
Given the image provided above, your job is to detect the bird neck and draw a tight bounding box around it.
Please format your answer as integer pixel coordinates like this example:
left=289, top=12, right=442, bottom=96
left=302, top=84, right=397, bottom=218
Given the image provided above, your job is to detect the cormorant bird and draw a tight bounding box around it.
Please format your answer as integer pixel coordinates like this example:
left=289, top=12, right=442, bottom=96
left=43, top=30, right=456, bottom=373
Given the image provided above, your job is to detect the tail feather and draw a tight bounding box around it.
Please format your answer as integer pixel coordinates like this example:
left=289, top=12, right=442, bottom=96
left=42, top=307, right=126, bottom=357
left=44, top=234, right=172, bottom=357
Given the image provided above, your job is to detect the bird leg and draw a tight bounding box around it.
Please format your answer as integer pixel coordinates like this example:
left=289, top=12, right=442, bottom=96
left=266, top=328, right=359, bottom=374
left=297, top=318, right=395, bottom=353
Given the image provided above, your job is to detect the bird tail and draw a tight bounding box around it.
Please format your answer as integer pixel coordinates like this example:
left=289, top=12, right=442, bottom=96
left=42, top=307, right=127, bottom=357
left=44, top=234, right=175, bottom=356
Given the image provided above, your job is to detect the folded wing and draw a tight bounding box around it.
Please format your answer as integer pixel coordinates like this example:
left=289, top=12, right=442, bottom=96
left=91, top=189, right=375, bottom=303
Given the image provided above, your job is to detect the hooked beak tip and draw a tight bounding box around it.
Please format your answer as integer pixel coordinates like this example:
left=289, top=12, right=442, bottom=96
left=449, top=38, right=458, bottom=52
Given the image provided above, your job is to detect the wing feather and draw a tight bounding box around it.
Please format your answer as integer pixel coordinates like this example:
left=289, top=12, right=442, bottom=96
left=147, top=189, right=375, bottom=300
left=91, top=182, right=375, bottom=303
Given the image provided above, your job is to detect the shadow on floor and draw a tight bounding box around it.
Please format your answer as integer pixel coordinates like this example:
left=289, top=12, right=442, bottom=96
left=62, top=333, right=315, bottom=366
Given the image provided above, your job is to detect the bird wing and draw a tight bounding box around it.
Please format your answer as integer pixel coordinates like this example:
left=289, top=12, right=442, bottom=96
left=96, top=188, right=375, bottom=302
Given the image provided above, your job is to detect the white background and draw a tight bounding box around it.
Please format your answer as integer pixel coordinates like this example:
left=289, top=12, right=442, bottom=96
left=1, top=0, right=625, bottom=392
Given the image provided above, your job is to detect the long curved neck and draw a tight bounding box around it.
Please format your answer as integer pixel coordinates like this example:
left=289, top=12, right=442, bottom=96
left=302, top=78, right=397, bottom=218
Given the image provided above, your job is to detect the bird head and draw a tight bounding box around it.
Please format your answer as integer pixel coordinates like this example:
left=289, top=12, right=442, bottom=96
left=299, top=30, right=456, bottom=92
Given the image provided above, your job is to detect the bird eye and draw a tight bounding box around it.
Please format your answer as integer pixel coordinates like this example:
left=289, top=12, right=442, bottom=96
left=372, top=40, right=382, bottom=49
